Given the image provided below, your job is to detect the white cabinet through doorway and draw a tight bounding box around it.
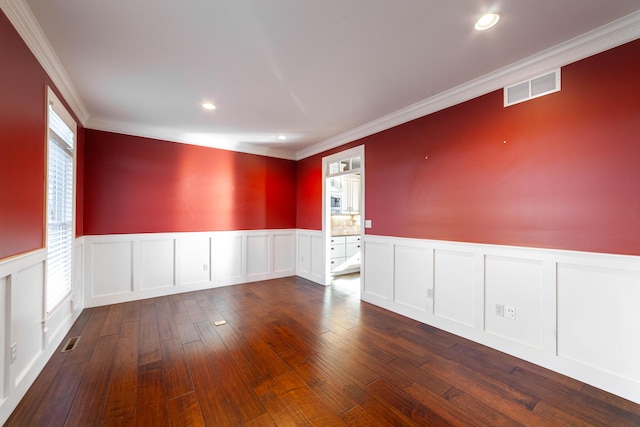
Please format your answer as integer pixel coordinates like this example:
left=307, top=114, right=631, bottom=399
left=330, top=235, right=361, bottom=274
left=341, top=175, right=360, bottom=214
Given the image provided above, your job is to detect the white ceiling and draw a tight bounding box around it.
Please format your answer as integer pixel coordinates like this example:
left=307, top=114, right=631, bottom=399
left=13, top=0, right=640, bottom=159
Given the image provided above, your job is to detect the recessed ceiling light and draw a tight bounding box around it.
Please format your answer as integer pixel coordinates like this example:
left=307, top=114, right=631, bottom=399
left=277, top=135, right=287, bottom=140
left=202, top=102, right=216, bottom=110
left=475, top=12, right=501, bottom=31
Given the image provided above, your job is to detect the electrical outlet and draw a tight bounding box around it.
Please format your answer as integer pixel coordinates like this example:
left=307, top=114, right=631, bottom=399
left=203, top=264, right=208, bottom=271
left=427, top=289, right=433, bottom=299
left=495, top=304, right=504, bottom=317
left=505, top=306, right=516, bottom=320
left=10, top=343, right=17, bottom=363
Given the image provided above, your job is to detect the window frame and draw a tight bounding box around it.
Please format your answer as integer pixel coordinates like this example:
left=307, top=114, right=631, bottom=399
left=45, top=87, right=77, bottom=316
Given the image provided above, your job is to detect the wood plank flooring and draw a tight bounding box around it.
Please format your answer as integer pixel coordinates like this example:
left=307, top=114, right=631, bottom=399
left=7, top=275, right=640, bottom=426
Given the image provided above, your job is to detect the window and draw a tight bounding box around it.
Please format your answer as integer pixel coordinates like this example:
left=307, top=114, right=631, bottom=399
left=46, top=88, right=76, bottom=313
left=328, top=156, right=361, bottom=177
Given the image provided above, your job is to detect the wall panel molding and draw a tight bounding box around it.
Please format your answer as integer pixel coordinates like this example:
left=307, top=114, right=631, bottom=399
left=273, top=233, right=295, bottom=274
left=557, top=263, right=640, bottom=383
left=361, top=234, right=640, bottom=405
left=83, top=230, right=297, bottom=307
left=433, top=249, right=476, bottom=327
left=0, top=240, right=84, bottom=425
left=295, top=230, right=324, bottom=285
left=362, top=241, right=393, bottom=300
left=393, top=244, right=430, bottom=312
left=140, top=239, right=175, bottom=291
left=212, top=234, right=243, bottom=283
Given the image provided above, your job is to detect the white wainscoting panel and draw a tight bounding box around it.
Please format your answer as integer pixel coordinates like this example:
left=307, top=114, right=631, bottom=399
left=274, top=233, right=294, bottom=273
left=84, top=230, right=296, bottom=307
left=297, top=233, right=311, bottom=275
left=310, top=234, right=325, bottom=282
left=0, top=275, right=7, bottom=400
left=73, top=239, right=84, bottom=312
left=0, top=243, right=84, bottom=426
left=361, top=234, right=640, bottom=405
left=212, top=234, right=242, bottom=283
left=433, top=249, right=476, bottom=327
left=485, top=256, right=543, bottom=349
left=90, top=241, right=133, bottom=298
left=296, top=230, right=324, bottom=285
left=247, top=234, right=269, bottom=278
left=394, top=244, right=430, bottom=312
left=179, top=236, right=210, bottom=285
left=557, top=263, right=640, bottom=383
left=11, top=261, right=45, bottom=388
left=140, top=239, right=175, bottom=290
left=362, top=240, right=393, bottom=301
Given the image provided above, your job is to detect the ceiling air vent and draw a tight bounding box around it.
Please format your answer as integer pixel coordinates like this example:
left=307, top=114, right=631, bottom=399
left=504, top=69, right=561, bottom=107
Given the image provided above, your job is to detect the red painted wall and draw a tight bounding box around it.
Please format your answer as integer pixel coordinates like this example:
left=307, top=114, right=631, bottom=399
left=83, top=130, right=297, bottom=235
left=297, top=39, right=640, bottom=256
left=296, top=157, right=323, bottom=230
left=0, top=11, right=84, bottom=260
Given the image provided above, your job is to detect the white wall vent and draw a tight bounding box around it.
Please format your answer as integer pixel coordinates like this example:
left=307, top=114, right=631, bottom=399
left=504, top=69, right=561, bottom=107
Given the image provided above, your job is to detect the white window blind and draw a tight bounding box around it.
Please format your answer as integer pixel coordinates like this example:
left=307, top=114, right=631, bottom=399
left=46, top=100, right=75, bottom=313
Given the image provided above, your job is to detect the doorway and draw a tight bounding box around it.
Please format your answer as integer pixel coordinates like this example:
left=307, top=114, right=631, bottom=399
left=323, top=146, right=364, bottom=295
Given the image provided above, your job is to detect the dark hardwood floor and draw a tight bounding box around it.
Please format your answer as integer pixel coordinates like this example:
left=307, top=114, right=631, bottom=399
left=7, top=275, right=640, bottom=426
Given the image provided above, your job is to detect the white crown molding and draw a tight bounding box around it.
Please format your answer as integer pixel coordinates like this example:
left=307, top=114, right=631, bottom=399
left=1, top=0, right=90, bottom=125
left=86, top=118, right=299, bottom=161
left=296, top=10, right=640, bottom=160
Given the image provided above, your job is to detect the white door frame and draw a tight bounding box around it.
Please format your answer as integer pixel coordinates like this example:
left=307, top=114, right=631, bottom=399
left=322, top=145, right=365, bottom=286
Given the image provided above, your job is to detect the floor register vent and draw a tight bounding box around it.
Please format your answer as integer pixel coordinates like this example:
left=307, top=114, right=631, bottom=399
left=62, top=336, right=80, bottom=352
left=504, top=68, right=560, bottom=107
